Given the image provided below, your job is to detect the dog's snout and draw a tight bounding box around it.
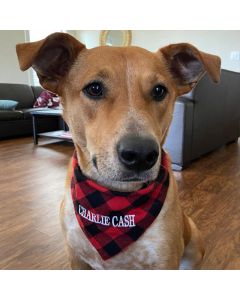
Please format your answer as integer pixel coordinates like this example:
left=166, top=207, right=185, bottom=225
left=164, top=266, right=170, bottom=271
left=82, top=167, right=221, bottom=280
left=117, top=135, right=159, bottom=172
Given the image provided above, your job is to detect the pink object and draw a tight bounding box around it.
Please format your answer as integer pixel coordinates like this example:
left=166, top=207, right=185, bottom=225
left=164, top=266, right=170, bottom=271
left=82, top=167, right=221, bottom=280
left=33, top=91, right=60, bottom=108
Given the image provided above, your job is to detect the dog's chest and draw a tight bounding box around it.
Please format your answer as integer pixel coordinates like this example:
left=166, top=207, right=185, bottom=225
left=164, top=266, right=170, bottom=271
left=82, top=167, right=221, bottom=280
left=63, top=188, right=182, bottom=269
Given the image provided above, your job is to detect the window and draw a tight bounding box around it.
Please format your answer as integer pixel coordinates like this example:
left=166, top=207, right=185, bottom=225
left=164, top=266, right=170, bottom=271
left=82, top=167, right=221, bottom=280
left=28, top=30, right=64, bottom=86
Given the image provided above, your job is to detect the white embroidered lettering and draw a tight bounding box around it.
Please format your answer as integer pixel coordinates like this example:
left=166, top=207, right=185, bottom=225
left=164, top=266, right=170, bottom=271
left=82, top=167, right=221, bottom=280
left=91, top=213, right=97, bottom=223
left=86, top=210, right=92, bottom=221
left=77, top=205, right=135, bottom=227
left=128, top=215, right=136, bottom=227
left=103, top=216, right=110, bottom=226
left=78, top=205, right=86, bottom=217
left=118, top=216, right=125, bottom=227
left=124, top=215, right=129, bottom=227
left=112, top=216, right=118, bottom=227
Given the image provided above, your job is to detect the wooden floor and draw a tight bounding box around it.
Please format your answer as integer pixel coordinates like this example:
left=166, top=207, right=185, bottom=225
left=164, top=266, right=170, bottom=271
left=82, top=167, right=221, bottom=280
left=0, top=136, right=239, bottom=269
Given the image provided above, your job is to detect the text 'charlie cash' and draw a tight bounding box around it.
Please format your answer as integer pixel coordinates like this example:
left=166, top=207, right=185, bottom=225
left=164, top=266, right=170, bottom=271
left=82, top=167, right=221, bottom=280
left=78, top=204, right=136, bottom=227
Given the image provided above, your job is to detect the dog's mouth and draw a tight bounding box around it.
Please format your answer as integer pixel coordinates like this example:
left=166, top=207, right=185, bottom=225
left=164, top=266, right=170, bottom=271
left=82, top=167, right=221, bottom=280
left=92, top=156, right=159, bottom=184
left=114, top=172, right=156, bottom=183
left=119, top=177, right=145, bottom=182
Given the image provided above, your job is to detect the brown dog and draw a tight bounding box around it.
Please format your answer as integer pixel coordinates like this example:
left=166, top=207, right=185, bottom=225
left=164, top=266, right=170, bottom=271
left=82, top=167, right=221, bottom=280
left=16, top=32, right=221, bottom=269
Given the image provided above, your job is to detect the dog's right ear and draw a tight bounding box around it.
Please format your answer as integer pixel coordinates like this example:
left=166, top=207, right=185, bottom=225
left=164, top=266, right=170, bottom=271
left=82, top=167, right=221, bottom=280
left=16, top=32, right=85, bottom=93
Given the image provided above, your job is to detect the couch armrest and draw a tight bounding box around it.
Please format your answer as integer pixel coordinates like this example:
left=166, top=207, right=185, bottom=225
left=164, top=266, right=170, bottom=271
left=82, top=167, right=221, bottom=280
left=164, top=98, right=194, bottom=170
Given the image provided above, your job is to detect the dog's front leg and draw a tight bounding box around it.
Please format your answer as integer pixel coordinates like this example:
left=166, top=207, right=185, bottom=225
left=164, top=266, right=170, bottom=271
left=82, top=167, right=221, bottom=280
left=180, top=215, right=205, bottom=270
left=66, top=245, right=92, bottom=270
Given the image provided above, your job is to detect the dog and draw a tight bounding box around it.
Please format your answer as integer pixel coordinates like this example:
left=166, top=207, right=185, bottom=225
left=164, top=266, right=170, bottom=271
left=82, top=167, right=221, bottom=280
left=16, top=32, right=221, bottom=269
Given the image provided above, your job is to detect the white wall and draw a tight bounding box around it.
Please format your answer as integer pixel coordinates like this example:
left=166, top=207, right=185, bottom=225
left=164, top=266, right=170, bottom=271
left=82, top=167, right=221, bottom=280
left=75, top=30, right=240, bottom=72
left=76, top=30, right=100, bottom=49
left=0, top=30, right=30, bottom=84
left=1, top=30, right=239, bottom=85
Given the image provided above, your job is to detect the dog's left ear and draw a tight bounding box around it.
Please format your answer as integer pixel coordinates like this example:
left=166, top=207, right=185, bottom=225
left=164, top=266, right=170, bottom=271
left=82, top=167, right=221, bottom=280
left=158, top=43, right=221, bottom=95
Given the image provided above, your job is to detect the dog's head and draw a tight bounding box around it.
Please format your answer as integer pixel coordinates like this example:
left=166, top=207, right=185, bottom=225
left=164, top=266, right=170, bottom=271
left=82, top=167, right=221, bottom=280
left=16, top=33, right=221, bottom=191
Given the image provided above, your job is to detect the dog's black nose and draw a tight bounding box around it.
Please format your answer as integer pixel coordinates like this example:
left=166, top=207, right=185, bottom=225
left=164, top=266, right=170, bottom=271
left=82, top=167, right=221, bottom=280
left=117, top=135, right=159, bottom=172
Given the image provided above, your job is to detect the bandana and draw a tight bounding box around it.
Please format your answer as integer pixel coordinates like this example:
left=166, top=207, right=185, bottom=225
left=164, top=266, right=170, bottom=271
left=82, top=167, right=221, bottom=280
left=71, top=150, right=169, bottom=260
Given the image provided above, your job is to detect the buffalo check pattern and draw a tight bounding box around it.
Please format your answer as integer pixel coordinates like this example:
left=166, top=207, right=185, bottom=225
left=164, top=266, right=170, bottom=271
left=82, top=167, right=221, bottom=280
left=71, top=149, right=169, bottom=260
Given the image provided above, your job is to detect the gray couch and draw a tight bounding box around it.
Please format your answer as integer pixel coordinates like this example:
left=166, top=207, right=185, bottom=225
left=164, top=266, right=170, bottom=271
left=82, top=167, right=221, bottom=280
left=0, top=83, right=60, bottom=139
left=2, top=70, right=240, bottom=170
left=164, top=69, right=240, bottom=170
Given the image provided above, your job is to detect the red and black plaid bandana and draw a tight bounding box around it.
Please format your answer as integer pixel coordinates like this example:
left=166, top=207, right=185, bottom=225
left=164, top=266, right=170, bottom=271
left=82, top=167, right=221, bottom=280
left=71, top=150, right=169, bottom=260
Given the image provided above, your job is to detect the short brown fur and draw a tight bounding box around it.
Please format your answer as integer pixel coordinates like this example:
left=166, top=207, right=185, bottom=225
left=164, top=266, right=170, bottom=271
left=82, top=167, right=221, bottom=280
left=16, top=32, right=221, bottom=269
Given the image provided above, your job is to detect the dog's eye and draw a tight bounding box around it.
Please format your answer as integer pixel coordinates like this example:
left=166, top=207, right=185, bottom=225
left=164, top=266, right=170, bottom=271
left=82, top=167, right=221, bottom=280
left=83, top=81, right=104, bottom=99
left=151, top=84, right=167, bottom=101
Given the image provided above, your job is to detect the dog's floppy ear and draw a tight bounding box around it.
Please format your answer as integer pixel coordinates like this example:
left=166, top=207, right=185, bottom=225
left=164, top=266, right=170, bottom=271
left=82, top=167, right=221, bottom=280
left=16, top=32, right=85, bottom=93
left=159, top=43, right=221, bottom=95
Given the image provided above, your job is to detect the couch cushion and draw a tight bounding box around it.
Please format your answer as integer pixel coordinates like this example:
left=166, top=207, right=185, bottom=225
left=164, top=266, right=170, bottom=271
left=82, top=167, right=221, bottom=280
left=0, top=110, right=24, bottom=121
left=0, top=83, right=35, bottom=109
left=0, top=100, right=18, bottom=110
